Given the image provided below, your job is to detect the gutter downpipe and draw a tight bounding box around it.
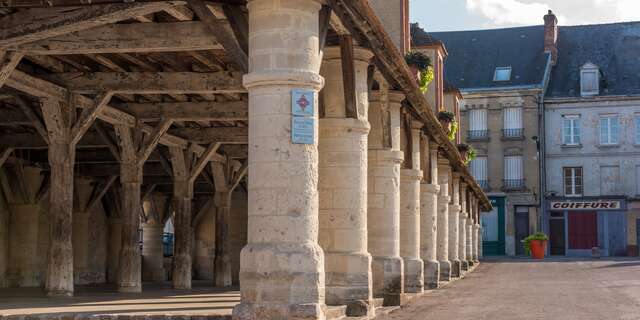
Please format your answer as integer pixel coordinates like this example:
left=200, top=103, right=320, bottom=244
left=539, top=53, right=553, bottom=249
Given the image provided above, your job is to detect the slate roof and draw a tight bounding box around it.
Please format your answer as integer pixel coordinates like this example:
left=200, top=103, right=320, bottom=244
left=546, top=21, right=640, bottom=98
left=412, top=23, right=550, bottom=91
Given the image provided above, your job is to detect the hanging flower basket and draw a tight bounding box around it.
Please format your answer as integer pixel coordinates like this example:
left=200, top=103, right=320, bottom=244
left=437, top=111, right=455, bottom=134
left=404, top=51, right=432, bottom=91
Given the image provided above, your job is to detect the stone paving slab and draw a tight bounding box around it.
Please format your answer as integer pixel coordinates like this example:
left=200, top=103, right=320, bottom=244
left=0, top=284, right=238, bottom=320
left=375, top=257, right=640, bottom=320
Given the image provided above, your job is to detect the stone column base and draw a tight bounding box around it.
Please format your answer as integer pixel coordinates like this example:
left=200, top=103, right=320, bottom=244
left=461, top=260, right=469, bottom=272
left=142, top=266, right=165, bottom=282
left=403, top=257, right=424, bottom=294
left=439, top=260, right=451, bottom=282
left=424, top=260, right=439, bottom=289
left=233, top=303, right=325, bottom=320
left=468, top=260, right=475, bottom=267
left=372, top=256, right=404, bottom=306
left=324, top=252, right=373, bottom=317
left=450, top=259, right=462, bottom=278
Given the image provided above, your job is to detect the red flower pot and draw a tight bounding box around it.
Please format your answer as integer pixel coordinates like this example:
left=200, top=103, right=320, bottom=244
left=530, top=240, right=547, bottom=259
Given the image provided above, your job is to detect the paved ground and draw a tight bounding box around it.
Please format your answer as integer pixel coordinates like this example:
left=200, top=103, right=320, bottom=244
left=0, top=282, right=239, bottom=317
left=379, top=258, right=640, bottom=320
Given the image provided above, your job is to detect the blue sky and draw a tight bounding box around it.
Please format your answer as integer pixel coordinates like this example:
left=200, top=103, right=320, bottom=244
left=411, top=0, right=640, bottom=32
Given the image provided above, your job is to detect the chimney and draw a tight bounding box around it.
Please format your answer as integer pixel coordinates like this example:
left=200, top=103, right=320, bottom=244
left=544, top=10, right=558, bottom=65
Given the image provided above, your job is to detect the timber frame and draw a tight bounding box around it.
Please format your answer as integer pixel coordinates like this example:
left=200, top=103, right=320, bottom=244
left=0, top=0, right=491, bottom=210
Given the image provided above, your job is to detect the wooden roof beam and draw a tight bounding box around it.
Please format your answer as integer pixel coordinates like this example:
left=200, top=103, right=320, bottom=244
left=13, top=21, right=224, bottom=55
left=125, top=100, right=247, bottom=122
left=0, top=2, right=184, bottom=47
left=171, top=127, right=247, bottom=144
left=42, top=71, right=245, bottom=95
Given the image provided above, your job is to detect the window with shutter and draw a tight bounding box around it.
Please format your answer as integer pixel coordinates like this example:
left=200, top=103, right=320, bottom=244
left=470, top=156, right=488, bottom=189
left=503, top=107, right=523, bottom=138
left=504, top=155, right=524, bottom=190
left=468, top=109, right=488, bottom=139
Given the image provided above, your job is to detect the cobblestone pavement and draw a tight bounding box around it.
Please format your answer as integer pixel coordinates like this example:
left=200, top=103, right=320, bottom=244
left=378, top=258, right=640, bottom=320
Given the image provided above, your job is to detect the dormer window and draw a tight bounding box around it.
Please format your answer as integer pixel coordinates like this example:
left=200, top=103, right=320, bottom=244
left=494, top=67, right=512, bottom=81
left=580, top=62, right=600, bottom=96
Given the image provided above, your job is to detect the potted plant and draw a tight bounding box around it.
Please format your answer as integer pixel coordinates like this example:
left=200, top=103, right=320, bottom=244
left=523, top=232, right=549, bottom=259
left=404, top=51, right=433, bottom=93
left=457, top=143, right=477, bottom=164
left=437, top=110, right=456, bottom=136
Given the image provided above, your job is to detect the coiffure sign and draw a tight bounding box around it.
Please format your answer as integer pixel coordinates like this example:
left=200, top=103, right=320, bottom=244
left=550, top=200, right=622, bottom=211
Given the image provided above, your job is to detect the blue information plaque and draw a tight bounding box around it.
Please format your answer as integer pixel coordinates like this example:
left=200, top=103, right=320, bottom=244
left=291, top=117, right=315, bottom=144
left=292, top=89, right=315, bottom=116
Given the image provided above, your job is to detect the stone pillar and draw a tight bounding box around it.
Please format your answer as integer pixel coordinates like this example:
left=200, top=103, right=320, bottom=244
left=466, top=194, right=475, bottom=267
left=318, top=46, right=374, bottom=316
left=448, top=173, right=461, bottom=278
left=458, top=184, right=468, bottom=272
left=233, top=0, right=326, bottom=318
left=142, top=223, right=164, bottom=281
left=420, top=143, right=439, bottom=289
left=400, top=126, right=423, bottom=294
left=141, top=194, right=168, bottom=282
left=475, top=223, right=482, bottom=262
left=436, top=157, right=451, bottom=282
left=368, top=90, right=404, bottom=306
left=107, top=217, right=122, bottom=283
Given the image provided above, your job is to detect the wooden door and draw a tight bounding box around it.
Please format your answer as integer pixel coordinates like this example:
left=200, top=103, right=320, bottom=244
left=568, top=212, right=598, bottom=250
left=549, top=216, right=565, bottom=255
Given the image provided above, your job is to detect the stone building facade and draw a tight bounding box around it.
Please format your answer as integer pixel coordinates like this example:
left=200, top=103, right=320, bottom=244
left=543, top=20, right=640, bottom=257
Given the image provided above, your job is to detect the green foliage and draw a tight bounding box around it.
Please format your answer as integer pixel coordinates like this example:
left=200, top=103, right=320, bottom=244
left=419, top=66, right=434, bottom=94
left=523, top=232, right=549, bottom=256
left=467, top=147, right=477, bottom=164
left=448, top=120, right=458, bottom=141
left=437, top=111, right=455, bottom=122
left=458, top=143, right=477, bottom=164
left=404, top=51, right=431, bottom=71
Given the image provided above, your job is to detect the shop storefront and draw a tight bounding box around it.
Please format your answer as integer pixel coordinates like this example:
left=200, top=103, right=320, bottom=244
left=544, top=198, right=627, bottom=257
left=482, top=197, right=505, bottom=256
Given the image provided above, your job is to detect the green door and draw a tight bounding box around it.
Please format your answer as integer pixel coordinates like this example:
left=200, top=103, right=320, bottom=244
left=482, top=197, right=505, bottom=255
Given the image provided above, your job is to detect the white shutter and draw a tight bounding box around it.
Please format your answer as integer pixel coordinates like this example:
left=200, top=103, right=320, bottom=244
left=470, top=157, right=488, bottom=181
left=469, top=109, right=487, bottom=131
left=503, top=107, right=522, bottom=130
left=504, top=155, right=523, bottom=180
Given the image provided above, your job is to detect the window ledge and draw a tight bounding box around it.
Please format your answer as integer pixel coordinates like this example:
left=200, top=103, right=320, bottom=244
left=501, top=136, right=525, bottom=141
left=561, top=144, right=582, bottom=148
left=597, top=144, right=620, bottom=148
left=467, top=137, right=490, bottom=142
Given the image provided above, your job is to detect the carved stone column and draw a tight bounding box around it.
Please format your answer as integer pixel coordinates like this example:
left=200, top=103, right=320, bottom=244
left=400, top=126, right=423, bottom=294
left=458, top=183, right=468, bottom=273
left=467, top=194, right=475, bottom=267
left=368, top=90, right=404, bottom=306
left=233, top=0, right=326, bottom=318
left=420, top=142, right=440, bottom=289
left=318, top=45, right=374, bottom=316
left=448, top=173, right=461, bottom=278
left=436, top=157, right=451, bottom=282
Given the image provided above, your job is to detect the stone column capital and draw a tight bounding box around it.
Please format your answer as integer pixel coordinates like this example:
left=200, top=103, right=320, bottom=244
left=388, top=90, right=405, bottom=105
left=323, top=46, right=374, bottom=63
left=370, top=149, right=404, bottom=165
left=243, top=70, right=325, bottom=90
left=401, top=169, right=423, bottom=181
left=319, top=118, right=370, bottom=135
left=420, top=183, right=440, bottom=194
left=460, top=210, right=468, bottom=218
left=449, top=204, right=462, bottom=212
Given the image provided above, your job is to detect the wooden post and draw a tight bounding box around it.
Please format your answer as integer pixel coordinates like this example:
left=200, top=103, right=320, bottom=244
left=114, top=125, right=144, bottom=293
left=170, top=144, right=219, bottom=289
left=169, top=147, right=193, bottom=289
left=212, top=158, right=247, bottom=287
left=38, top=93, right=110, bottom=296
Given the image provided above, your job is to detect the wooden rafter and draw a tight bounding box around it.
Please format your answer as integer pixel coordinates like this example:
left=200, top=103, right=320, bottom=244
left=0, top=2, right=183, bottom=47
left=188, top=0, right=248, bottom=72
left=171, top=127, right=247, bottom=144
left=15, top=21, right=224, bottom=55
left=85, top=175, right=117, bottom=212
left=43, top=71, right=245, bottom=94
left=70, top=92, right=113, bottom=146
left=125, top=100, right=247, bottom=122
left=0, top=50, right=23, bottom=88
